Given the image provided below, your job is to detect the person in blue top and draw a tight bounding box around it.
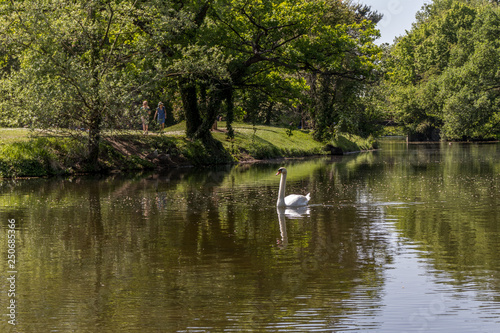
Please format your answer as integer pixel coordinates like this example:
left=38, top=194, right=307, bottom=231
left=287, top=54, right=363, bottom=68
left=154, top=101, right=166, bottom=132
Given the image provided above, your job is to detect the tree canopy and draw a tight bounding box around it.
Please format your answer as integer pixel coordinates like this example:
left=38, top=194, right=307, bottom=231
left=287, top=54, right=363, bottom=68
left=383, top=0, right=500, bottom=140
left=4, top=0, right=500, bottom=164
left=0, top=0, right=383, bottom=166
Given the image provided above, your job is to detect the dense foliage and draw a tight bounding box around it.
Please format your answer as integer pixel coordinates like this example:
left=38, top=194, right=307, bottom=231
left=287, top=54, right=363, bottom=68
left=0, top=0, right=382, bottom=166
left=3, top=0, right=500, bottom=167
left=383, top=0, right=500, bottom=140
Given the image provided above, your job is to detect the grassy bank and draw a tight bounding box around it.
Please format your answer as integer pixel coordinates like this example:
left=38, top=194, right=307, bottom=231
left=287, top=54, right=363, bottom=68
left=0, top=124, right=376, bottom=178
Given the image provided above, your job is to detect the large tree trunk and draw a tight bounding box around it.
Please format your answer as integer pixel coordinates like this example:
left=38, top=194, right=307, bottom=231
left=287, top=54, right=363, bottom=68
left=87, top=108, right=102, bottom=168
left=179, top=78, right=227, bottom=145
left=225, top=87, right=234, bottom=139
left=312, top=73, right=336, bottom=141
left=265, top=101, right=274, bottom=125
left=193, top=83, right=224, bottom=142
left=179, top=79, right=202, bottom=139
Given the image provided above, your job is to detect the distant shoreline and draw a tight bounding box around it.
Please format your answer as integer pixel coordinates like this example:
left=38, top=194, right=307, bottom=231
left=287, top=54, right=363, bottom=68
left=0, top=125, right=376, bottom=179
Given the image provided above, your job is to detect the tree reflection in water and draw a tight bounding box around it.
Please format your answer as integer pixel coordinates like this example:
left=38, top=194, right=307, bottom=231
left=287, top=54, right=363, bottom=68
left=2, top=143, right=500, bottom=331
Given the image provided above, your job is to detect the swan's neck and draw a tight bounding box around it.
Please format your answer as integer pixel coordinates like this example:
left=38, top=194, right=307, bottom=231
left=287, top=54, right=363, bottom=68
left=277, top=172, right=287, bottom=207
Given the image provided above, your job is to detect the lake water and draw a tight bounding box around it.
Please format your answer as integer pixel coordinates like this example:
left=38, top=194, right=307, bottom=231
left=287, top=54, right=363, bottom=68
left=2, top=140, right=500, bottom=332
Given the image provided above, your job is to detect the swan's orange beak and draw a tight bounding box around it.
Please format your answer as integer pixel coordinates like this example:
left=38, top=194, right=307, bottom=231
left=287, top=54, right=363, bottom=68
left=275, top=170, right=282, bottom=176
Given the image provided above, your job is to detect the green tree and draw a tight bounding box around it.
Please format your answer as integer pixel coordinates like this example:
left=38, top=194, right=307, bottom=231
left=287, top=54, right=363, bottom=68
left=1, top=0, right=153, bottom=167
left=1, top=0, right=384, bottom=163
left=305, top=2, right=383, bottom=141
left=385, top=0, right=500, bottom=140
left=132, top=0, right=231, bottom=143
left=206, top=0, right=382, bottom=141
left=136, top=0, right=382, bottom=145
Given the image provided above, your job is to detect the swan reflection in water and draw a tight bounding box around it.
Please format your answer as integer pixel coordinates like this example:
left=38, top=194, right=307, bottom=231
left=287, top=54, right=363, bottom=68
left=276, top=206, right=310, bottom=249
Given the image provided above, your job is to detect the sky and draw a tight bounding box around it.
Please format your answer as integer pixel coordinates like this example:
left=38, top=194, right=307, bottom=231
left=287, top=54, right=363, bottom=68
left=365, top=0, right=431, bottom=44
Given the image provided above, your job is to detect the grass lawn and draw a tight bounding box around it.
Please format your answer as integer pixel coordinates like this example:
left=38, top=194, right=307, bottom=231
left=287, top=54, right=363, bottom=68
left=0, top=128, right=32, bottom=144
left=164, top=121, right=374, bottom=158
left=0, top=122, right=376, bottom=177
left=211, top=122, right=325, bottom=159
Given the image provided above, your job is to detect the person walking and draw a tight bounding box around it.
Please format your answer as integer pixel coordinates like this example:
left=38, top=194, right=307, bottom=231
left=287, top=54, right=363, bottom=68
left=140, top=100, right=151, bottom=135
left=154, top=101, right=166, bottom=132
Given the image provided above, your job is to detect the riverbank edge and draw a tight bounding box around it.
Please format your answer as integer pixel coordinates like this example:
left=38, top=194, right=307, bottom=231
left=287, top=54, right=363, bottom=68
left=0, top=126, right=377, bottom=178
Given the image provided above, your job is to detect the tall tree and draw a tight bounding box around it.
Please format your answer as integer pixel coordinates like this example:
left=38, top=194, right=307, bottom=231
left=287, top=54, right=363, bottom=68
left=207, top=0, right=382, bottom=141
left=2, top=0, right=384, bottom=159
left=1, top=0, right=149, bottom=167
left=385, top=0, right=500, bottom=140
left=135, top=0, right=381, bottom=144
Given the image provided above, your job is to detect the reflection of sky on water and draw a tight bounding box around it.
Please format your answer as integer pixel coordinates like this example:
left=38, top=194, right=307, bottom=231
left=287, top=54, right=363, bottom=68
left=344, top=184, right=500, bottom=332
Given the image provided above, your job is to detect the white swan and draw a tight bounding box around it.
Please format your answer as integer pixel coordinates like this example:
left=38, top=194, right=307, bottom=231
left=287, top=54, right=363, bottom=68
left=276, top=167, right=311, bottom=207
